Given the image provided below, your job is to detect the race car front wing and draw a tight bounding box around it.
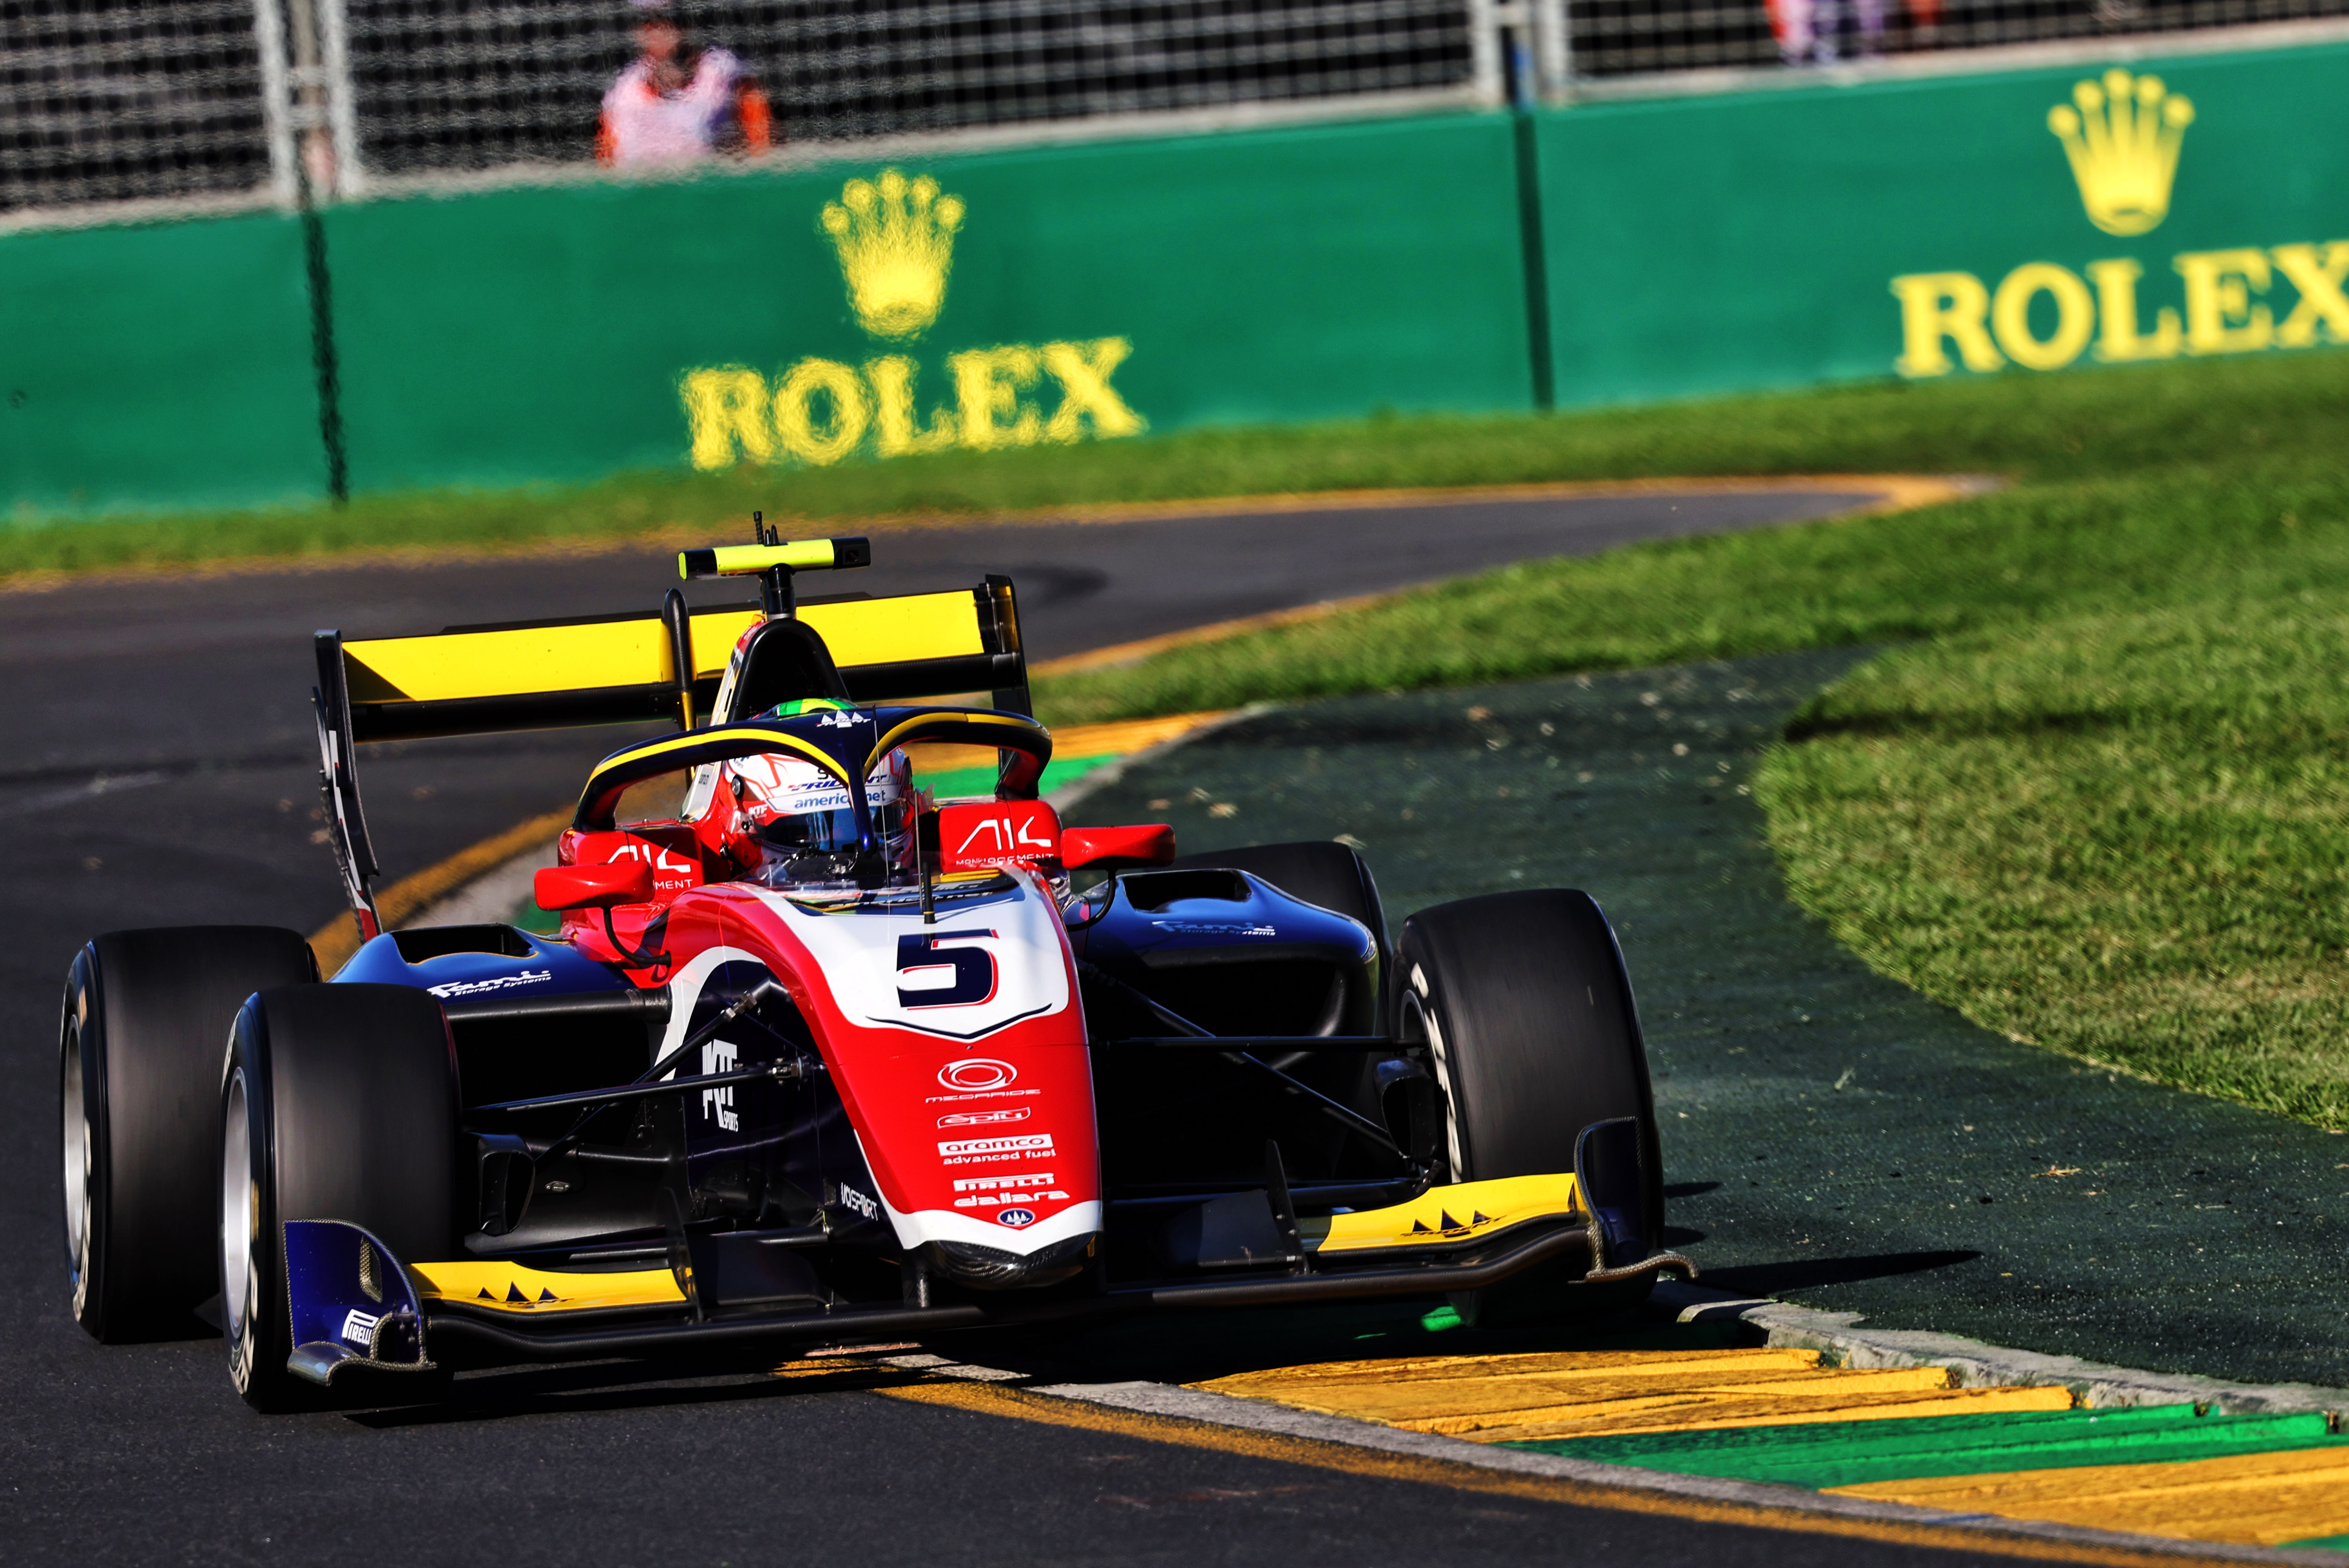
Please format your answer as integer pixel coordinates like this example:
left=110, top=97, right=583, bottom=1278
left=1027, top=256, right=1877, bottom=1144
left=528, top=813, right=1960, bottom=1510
left=281, top=1158, right=1696, bottom=1384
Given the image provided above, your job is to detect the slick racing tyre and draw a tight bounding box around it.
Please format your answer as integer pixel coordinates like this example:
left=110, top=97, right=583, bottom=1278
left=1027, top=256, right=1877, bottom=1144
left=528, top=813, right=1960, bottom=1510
left=62, top=926, right=318, bottom=1342
left=1391, top=889, right=1663, bottom=1322
left=1169, top=839, right=1389, bottom=964
left=222, top=984, right=457, bottom=1411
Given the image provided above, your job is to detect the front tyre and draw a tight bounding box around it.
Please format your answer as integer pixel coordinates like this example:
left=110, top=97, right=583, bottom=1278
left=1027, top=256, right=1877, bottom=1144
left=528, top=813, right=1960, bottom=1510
left=222, top=984, right=458, bottom=1411
left=1392, top=889, right=1664, bottom=1321
left=62, top=927, right=317, bottom=1342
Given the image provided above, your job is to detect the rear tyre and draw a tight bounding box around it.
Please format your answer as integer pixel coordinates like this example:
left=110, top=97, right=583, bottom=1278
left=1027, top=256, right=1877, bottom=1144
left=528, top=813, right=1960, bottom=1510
left=222, top=984, right=458, bottom=1411
left=61, top=927, right=317, bottom=1342
left=1391, top=889, right=1663, bottom=1323
left=1168, top=839, right=1388, bottom=961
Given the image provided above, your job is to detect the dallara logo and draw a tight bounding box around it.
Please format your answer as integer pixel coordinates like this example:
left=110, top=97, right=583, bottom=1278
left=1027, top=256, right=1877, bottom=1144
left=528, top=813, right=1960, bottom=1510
left=679, top=167, right=1145, bottom=471
left=1892, top=69, right=2347, bottom=378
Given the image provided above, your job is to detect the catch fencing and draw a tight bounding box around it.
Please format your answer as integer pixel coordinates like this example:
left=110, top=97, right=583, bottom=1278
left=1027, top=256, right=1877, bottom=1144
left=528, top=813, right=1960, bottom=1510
left=9, top=32, right=2349, bottom=516
left=7, top=0, right=2348, bottom=221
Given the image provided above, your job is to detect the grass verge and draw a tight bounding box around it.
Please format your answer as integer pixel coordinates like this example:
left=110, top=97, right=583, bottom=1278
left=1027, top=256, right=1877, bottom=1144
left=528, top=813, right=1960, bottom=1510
left=1754, top=599, right=2349, bottom=1129
left=1031, top=353, right=2349, bottom=724
left=6, top=349, right=2343, bottom=579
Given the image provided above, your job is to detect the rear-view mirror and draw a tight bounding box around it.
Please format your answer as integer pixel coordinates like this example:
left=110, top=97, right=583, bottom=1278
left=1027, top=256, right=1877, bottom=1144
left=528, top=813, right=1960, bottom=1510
left=1062, top=825, right=1177, bottom=871
left=534, top=861, right=655, bottom=912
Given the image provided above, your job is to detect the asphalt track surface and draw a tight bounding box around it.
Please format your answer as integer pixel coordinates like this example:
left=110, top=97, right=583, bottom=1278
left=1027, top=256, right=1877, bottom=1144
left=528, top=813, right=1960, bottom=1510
left=0, top=483, right=2151, bottom=1565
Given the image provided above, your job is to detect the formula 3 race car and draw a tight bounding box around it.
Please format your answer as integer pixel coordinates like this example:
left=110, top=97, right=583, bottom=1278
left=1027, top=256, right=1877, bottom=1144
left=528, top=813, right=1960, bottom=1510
left=59, top=525, right=1691, bottom=1409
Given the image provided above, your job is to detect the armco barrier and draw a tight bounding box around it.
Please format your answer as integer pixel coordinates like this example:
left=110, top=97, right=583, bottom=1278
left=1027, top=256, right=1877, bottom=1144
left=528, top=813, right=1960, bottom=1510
left=3, top=37, right=2344, bottom=517
left=1535, top=40, right=2349, bottom=405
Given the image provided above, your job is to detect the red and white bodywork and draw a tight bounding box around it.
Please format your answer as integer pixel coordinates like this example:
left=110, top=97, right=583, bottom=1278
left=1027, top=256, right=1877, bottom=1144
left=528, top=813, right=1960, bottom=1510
left=563, top=792, right=1101, bottom=1274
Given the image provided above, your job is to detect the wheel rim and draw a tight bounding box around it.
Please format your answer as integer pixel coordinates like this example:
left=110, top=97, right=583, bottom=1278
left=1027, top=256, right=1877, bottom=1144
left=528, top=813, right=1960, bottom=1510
left=60, top=1021, right=92, bottom=1316
left=1395, top=982, right=1466, bottom=1182
left=220, top=1070, right=253, bottom=1353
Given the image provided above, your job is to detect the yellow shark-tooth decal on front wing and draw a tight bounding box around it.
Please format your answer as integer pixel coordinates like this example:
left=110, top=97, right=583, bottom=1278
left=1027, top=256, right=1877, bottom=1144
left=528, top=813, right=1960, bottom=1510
left=409, top=1259, right=686, bottom=1312
left=1302, top=1174, right=1582, bottom=1254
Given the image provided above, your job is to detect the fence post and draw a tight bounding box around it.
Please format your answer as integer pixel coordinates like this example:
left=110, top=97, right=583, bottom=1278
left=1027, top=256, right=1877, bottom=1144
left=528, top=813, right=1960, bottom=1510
left=251, top=0, right=299, bottom=207
left=1467, top=0, right=1506, bottom=108
left=316, top=0, right=365, bottom=198
left=1532, top=0, right=1572, bottom=100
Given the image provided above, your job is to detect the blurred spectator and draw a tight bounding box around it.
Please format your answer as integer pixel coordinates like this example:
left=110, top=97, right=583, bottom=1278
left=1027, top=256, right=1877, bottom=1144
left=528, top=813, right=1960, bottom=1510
left=1766, top=0, right=1887, bottom=61
left=598, top=1, right=772, bottom=168
left=1770, top=0, right=1929, bottom=60
left=1767, top=0, right=1822, bottom=62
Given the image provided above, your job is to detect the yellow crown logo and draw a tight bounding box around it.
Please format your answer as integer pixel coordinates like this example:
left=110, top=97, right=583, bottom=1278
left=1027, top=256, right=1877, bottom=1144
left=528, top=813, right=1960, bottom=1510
left=820, top=169, right=965, bottom=340
left=2046, top=69, right=2194, bottom=237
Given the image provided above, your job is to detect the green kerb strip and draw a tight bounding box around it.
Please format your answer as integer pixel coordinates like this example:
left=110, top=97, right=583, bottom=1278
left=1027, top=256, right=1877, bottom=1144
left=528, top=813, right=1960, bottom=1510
left=1509, top=1404, right=2349, bottom=1490
left=921, top=754, right=1123, bottom=802
left=2282, top=1535, right=2349, bottom=1552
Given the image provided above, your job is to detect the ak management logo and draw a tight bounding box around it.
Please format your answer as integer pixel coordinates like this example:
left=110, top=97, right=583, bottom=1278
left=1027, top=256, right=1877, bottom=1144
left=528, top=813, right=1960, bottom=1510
left=680, top=169, right=1144, bottom=470
left=1892, top=69, right=2347, bottom=378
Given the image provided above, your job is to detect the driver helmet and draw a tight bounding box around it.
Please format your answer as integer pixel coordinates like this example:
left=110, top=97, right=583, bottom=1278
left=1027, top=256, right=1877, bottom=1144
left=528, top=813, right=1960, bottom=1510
left=721, top=700, right=914, bottom=871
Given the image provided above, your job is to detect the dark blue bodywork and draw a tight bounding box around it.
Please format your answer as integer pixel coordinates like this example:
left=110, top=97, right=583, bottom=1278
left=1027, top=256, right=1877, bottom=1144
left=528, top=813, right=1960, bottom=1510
left=333, top=924, right=625, bottom=1001
left=1070, top=868, right=1379, bottom=1033
left=1071, top=868, right=1373, bottom=967
left=282, top=1219, right=431, bottom=1385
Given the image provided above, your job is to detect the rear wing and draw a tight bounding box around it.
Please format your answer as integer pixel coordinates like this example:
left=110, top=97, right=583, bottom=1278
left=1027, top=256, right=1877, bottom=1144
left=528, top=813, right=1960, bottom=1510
left=312, top=531, right=1028, bottom=941
left=320, top=580, right=1028, bottom=745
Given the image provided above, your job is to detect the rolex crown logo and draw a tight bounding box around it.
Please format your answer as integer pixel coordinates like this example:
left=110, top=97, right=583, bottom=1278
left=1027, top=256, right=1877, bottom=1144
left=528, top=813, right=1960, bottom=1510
left=2046, top=68, right=2194, bottom=237
left=820, top=169, right=965, bottom=340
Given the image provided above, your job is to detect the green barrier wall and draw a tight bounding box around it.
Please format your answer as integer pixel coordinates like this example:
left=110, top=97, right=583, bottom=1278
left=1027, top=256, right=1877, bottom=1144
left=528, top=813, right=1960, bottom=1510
left=322, top=113, right=1535, bottom=495
left=1536, top=41, right=2349, bottom=404
left=0, top=214, right=326, bottom=515
left=5, top=36, right=2344, bottom=517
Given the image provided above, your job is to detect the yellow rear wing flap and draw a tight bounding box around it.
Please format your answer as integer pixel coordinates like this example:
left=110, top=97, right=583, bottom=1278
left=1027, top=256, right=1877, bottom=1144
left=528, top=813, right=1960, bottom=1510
left=310, top=559, right=1028, bottom=942
left=324, top=580, right=1026, bottom=746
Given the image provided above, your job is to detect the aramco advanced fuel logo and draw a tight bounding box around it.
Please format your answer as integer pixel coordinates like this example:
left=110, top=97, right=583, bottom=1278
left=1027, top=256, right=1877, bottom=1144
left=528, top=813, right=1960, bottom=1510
left=1891, top=68, right=2346, bottom=378
left=680, top=168, right=1145, bottom=471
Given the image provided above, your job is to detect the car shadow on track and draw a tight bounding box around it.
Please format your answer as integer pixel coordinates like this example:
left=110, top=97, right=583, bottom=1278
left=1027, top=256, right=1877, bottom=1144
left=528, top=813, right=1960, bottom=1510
left=339, top=1353, right=926, bottom=1428
left=1697, top=1250, right=1982, bottom=1297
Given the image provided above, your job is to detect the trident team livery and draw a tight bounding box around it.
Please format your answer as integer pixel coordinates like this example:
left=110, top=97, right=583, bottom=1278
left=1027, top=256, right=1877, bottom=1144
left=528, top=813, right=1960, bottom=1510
left=59, top=527, right=1689, bottom=1410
